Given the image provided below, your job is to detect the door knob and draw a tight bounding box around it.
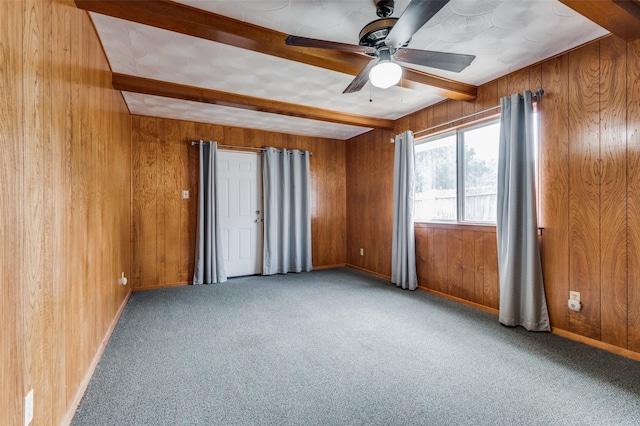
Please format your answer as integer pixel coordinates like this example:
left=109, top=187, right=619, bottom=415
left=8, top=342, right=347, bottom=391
left=254, top=218, right=262, bottom=223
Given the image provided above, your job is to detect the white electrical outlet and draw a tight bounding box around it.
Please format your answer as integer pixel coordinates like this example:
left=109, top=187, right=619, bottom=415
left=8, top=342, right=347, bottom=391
left=25, top=389, right=33, bottom=426
left=360, top=248, right=364, bottom=256
left=181, top=189, right=190, bottom=199
left=569, top=291, right=580, bottom=302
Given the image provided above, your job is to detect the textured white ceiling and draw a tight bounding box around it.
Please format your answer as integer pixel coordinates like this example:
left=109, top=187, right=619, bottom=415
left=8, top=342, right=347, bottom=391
left=122, top=92, right=373, bottom=140
left=90, top=0, right=608, bottom=140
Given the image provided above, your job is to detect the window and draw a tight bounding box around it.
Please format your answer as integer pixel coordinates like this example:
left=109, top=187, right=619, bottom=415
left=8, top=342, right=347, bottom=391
left=414, top=120, right=500, bottom=223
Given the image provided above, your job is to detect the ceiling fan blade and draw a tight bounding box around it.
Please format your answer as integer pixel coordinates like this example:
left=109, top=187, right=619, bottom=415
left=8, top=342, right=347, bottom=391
left=285, top=35, right=375, bottom=54
left=394, top=48, right=475, bottom=72
left=343, top=59, right=379, bottom=94
left=385, top=0, right=450, bottom=48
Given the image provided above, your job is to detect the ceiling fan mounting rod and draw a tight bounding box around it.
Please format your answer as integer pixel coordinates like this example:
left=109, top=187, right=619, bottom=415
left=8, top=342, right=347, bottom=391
left=377, top=47, right=393, bottom=62
left=376, top=0, right=395, bottom=18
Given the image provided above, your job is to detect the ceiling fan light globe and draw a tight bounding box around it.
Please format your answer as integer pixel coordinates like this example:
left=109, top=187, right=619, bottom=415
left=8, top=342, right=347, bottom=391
left=369, top=62, right=402, bottom=89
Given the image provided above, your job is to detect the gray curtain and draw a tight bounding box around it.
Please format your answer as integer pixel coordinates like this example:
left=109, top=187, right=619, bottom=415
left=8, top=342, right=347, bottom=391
left=193, top=141, right=227, bottom=284
left=392, top=130, right=417, bottom=290
left=497, top=91, right=549, bottom=331
left=262, top=147, right=312, bottom=275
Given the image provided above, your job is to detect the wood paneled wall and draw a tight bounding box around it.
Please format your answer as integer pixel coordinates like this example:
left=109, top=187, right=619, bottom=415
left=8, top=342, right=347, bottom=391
left=1, top=1, right=132, bottom=424
left=347, top=35, right=640, bottom=357
left=345, top=128, right=396, bottom=277
left=131, top=116, right=347, bottom=289
left=415, top=224, right=499, bottom=310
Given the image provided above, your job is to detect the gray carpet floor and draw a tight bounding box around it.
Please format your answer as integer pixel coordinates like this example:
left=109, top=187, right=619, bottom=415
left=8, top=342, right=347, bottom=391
left=72, top=268, right=640, bottom=425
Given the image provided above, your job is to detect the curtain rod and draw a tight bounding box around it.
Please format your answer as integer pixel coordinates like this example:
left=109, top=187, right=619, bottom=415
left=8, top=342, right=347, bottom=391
left=191, top=141, right=264, bottom=150
left=414, top=89, right=544, bottom=137
left=191, top=141, right=312, bottom=155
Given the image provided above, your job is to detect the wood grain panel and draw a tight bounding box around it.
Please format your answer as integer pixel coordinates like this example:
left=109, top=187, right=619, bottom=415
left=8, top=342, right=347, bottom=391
left=627, top=39, right=640, bottom=352
left=180, top=120, right=198, bottom=283
left=469, top=79, right=500, bottom=123
left=461, top=99, right=475, bottom=120
left=568, top=42, right=601, bottom=340
left=0, top=0, right=25, bottom=423
left=395, top=114, right=413, bottom=135
left=598, top=35, right=628, bottom=347
left=66, top=0, right=86, bottom=405
left=309, top=138, right=347, bottom=267
left=67, top=8, right=132, bottom=420
left=446, top=100, right=463, bottom=123
left=496, top=76, right=509, bottom=101
left=346, top=135, right=363, bottom=266
left=413, top=225, right=498, bottom=306
left=432, top=102, right=448, bottom=129
left=507, top=68, right=530, bottom=95
left=345, top=128, right=395, bottom=277
left=414, top=227, right=431, bottom=287
left=48, top=0, right=71, bottom=421
left=529, top=64, right=542, bottom=97
left=163, top=120, right=182, bottom=284
left=473, top=233, right=485, bottom=304
left=133, top=117, right=160, bottom=288
left=446, top=230, right=464, bottom=298
left=482, top=232, right=499, bottom=310
left=430, top=228, right=448, bottom=294
left=540, top=55, right=571, bottom=330
left=461, top=231, right=476, bottom=301
left=23, top=1, right=48, bottom=423
left=475, top=80, right=498, bottom=113
left=414, top=106, right=433, bottom=135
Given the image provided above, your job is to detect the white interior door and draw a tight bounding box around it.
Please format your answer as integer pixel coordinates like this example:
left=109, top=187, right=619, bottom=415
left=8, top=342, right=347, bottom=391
left=218, top=150, right=263, bottom=277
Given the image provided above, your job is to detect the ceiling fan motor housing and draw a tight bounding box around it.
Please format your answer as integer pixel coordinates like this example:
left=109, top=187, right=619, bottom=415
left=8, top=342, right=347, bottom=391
left=376, top=0, right=395, bottom=18
left=359, top=18, right=400, bottom=49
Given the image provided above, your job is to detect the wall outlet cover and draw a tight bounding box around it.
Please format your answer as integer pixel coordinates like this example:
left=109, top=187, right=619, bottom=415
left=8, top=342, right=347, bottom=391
left=25, top=389, right=33, bottom=426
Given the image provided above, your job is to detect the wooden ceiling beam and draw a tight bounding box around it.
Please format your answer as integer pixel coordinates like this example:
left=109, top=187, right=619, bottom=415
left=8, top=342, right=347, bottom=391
left=75, top=0, right=477, bottom=100
left=112, top=73, right=396, bottom=130
left=560, top=0, right=640, bottom=41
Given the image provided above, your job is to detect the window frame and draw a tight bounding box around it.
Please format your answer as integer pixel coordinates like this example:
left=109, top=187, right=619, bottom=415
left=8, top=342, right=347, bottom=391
left=414, top=117, right=501, bottom=225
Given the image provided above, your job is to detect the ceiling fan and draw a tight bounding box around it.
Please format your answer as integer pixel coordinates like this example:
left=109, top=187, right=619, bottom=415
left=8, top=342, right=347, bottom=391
left=285, top=0, right=475, bottom=94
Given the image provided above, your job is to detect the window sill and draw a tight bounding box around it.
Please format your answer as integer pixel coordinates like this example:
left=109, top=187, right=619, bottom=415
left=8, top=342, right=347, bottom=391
left=414, top=222, right=497, bottom=233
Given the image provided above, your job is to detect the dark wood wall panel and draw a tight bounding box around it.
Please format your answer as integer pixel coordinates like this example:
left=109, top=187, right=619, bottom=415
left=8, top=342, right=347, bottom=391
left=414, top=225, right=498, bottom=307
left=482, top=232, right=499, bottom=310
left=2, top=1, right=132, bottom=424
left=540, top=55, right=570, bottom=330
left=461, top=231, right=476, bottom=301
left=599, top=36, right=628, bottom=347
left=345, top=129, right=395, bottom=277
left=346, top=34, right=640, bottom=357
left=431, top=228, right=448, bottom=293
left=132, top=117, right=347, bottom=289
left=628, top=39, right=640, bottom=352
left=446, top=230, right=464, bottom=298
left=132, top=117, right=160, bottom=287
left=567, top=42, right=601, bottom=339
